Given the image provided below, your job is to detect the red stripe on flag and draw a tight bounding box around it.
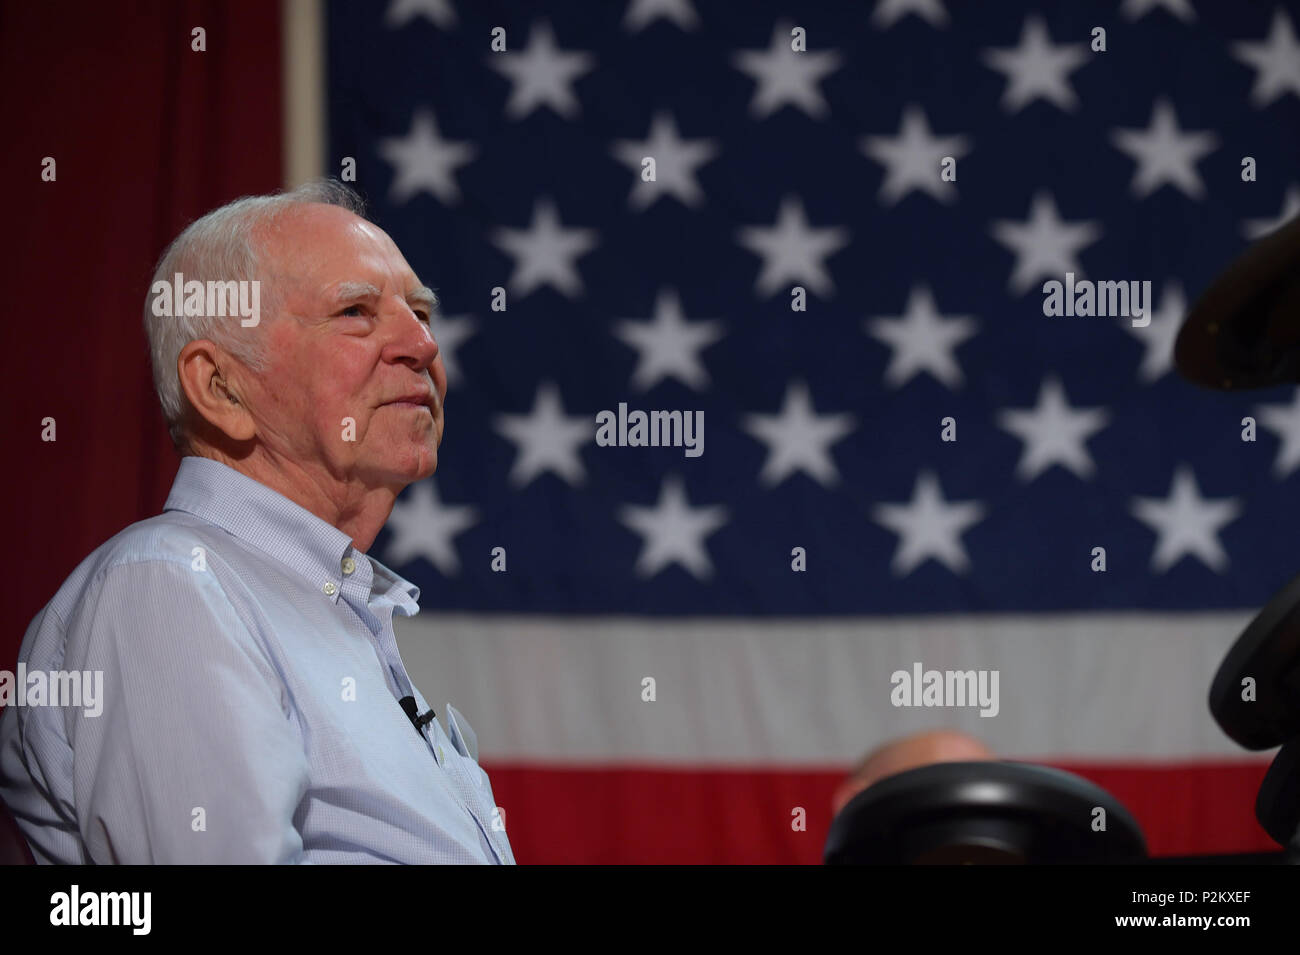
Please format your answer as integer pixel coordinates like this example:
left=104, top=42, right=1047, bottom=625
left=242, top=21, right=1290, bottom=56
left=482, top=760, right=1276, bottom=863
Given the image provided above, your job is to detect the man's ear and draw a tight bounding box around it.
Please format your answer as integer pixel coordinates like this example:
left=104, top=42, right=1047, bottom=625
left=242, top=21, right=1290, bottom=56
left=176, top=340, right=257, bottom=442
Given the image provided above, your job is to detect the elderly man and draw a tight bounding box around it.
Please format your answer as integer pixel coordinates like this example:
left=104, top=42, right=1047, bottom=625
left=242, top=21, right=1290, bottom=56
left=0, top=180, right=514, bottom=864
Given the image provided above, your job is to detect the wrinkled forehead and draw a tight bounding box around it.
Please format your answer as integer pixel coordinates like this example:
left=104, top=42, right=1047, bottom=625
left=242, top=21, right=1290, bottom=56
left=256, top=203, right=414, bottom=297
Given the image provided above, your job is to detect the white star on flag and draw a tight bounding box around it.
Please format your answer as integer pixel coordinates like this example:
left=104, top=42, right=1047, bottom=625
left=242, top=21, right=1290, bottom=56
left=872, top=471, right=985, bottom=576
left=429, top=314, right=476, bottom=388
left=619, top=476, right=728, bottom=579
left=742, top=380, right=856, bottom=488
left=990, top=191, right=1102, bottom=295
left=378, top=110, right=477, bottom=205
left=384, top=480, right=478, bottom=576
left=494, top=381, right=594, bottom=488
left=860, top=105, right=971, bottom=205
left=1256, top=389, right=1300, bottom=480
left=731, top=20, right=843, bottom=120
left=1122, top=282, right=1186, bottom=383
left=622, top=0, right=699, bottom=32
left=491, top=198, right=598, bottom=298
left=614, top=288, right=725, bottom=391
left=982, top=15, right=1090, bottom=113
left=1130, top=464, right=1242, bottom=573
left=997, top=375, right=1110, bottom=481
left=736, top=195, right=849, bottom=298
left=489, top=20, right=595, bottom=120
left=1232, top=10, right=1300, bottom=107
left=385, top=0, right=456, bottom=29
left=1243, top=184, right=1300, bottom=240
left=1120, top=0, right=1196, bottom=22
left=870, top=0, right=949, bottom=29
left=1109, top=98, right=1219, bottom=200
left=865, top=285, right=977, bottom=390
left=611, top=112, right=719, bottom=210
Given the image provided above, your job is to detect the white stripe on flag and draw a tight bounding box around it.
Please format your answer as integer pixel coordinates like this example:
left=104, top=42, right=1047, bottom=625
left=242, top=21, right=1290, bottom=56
left=396, top=612, right=1261, bottom=764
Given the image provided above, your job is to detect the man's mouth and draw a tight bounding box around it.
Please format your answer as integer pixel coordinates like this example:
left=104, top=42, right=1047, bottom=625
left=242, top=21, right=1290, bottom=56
left=383, top=391, right=436, bottom=413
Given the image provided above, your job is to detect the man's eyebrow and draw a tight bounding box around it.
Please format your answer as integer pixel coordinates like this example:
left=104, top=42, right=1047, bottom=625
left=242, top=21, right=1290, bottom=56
left=328, top=281, right=381, bottom=305
left=406, top=286, right=436, bottom=310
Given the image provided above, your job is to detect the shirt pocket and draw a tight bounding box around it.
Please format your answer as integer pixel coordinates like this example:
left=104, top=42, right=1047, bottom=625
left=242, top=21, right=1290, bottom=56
left=443, top=703, right=478, bottom=761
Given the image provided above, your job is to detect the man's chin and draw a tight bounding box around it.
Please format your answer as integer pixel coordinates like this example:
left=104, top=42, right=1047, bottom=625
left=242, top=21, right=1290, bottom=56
left=410, top=446, right=438, bottom=482
left=371, top=445, right=438, bottom=488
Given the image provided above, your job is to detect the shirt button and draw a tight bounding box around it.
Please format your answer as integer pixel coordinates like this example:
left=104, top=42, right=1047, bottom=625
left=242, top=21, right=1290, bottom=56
left=341, top=557, right=356, bottom=575
left=435, top=745, right=445, bottom=763
left=322, top=582, right=337, bottom=596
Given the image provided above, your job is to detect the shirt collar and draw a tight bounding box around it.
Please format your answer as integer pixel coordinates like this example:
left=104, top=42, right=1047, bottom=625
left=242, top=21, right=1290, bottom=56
left=162, top=456, right=421, bottom=611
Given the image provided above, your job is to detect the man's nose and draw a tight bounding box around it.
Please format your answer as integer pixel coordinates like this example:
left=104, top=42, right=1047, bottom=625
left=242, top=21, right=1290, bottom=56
left=387, top=304, right=441, bottom=369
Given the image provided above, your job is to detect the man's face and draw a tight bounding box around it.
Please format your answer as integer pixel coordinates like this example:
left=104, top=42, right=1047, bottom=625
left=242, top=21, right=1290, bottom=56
left=243, top=204, right=446, bottom=491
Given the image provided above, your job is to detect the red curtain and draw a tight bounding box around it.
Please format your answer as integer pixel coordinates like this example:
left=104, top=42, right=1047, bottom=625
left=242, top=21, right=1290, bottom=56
left=0, top=0, right=282, bottom=671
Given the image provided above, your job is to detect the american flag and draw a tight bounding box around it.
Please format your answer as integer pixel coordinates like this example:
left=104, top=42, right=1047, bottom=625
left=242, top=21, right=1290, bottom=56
left=325, top=0, right=1300, bottom=862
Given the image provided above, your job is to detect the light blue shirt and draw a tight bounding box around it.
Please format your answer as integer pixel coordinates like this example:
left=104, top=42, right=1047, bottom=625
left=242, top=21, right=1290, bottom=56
left=0, top=456, right=515, bottom=864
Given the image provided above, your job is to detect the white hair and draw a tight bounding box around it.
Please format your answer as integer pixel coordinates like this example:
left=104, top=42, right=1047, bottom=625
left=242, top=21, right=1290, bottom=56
left=143, top=178, right=368, bottom=453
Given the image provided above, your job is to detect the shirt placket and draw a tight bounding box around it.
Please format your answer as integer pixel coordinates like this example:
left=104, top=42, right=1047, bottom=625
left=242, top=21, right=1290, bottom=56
left=343, top=572, right=508, bottom=862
